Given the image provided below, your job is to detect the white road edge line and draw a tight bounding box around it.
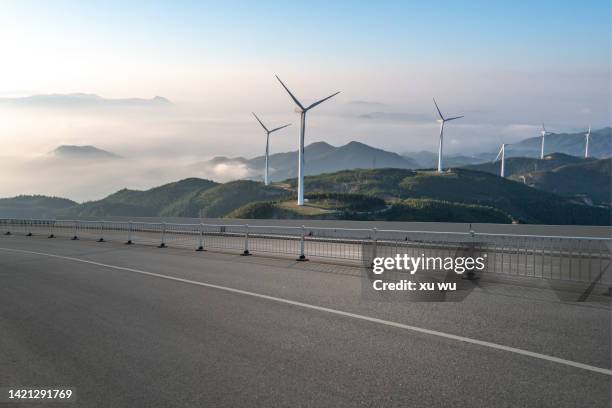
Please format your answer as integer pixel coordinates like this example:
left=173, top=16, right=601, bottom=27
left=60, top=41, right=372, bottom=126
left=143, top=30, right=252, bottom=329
left=2, top=246, right=611, bottom=376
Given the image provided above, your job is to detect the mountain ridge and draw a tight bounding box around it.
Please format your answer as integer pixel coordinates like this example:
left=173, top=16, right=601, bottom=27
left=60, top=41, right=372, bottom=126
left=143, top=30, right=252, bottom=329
left=0, top=168, right=608, bottom=225
left=197, top=140, right=420, bottom=182
left=463, top=154, right=611, bottom=205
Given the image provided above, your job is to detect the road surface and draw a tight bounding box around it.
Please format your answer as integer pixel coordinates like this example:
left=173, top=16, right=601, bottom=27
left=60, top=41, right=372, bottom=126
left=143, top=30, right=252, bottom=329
left=1, top=235, right=610, bottom=407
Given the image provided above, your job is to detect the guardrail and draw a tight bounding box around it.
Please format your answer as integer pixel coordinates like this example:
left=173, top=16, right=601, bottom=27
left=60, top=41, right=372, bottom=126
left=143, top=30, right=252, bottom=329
left=1, top=218, right=610, bottom=286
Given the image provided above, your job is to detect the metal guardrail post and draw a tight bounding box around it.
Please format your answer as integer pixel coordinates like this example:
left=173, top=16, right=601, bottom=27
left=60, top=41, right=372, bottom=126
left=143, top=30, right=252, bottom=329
left=48, top=220, right=55, bottom=238
left=158, top=222, right=167, bottom=248
left=126, top=221, right=133, bottom=244
left=462, top=226, right=479, bottom=280
left=600, top=241, right=611, bottom=297
left=242, top=224, right=251, bottom=256
left=297, top=225, right=307, bottom=261
left=4, top=219, right=10, bottom=235
left=196, top=223, right=205, bottom=251
left=26, top=219, right=33, bottom=236
left=71, top=220, right=79, bottom=240
left=371, top=227, right=377, bottom=264
left=97, top=221, right=105, bottom=242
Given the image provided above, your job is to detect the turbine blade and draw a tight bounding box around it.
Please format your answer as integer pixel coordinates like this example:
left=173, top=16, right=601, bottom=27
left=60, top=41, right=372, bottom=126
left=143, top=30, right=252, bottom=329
left=433, top=98, right=444, bottom=120
left=269, top=123, right=291, bottom=133
left=445, top=115, right=464, bottom=121
left=542, top=122, right=546, bottom=133
left=252, top=112, right=269, bottom=132
left=588, top=124, right=591, bottom=134
left=275, top=75, right=305, bottom=111
left=306, top=91, right=340, bottom=111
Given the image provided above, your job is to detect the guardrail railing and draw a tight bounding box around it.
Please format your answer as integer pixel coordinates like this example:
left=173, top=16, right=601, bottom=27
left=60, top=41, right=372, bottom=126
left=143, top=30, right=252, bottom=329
left=1, top=218, right=610, bottom=286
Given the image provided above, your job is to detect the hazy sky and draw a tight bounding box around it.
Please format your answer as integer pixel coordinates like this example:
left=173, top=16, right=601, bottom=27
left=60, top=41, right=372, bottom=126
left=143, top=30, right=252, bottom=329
left=1, top=0, right=610, bottom=200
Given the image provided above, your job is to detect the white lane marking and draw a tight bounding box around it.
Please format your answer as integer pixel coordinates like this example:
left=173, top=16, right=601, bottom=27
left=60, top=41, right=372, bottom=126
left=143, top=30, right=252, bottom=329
left=2, top=246, right=611, bottom=376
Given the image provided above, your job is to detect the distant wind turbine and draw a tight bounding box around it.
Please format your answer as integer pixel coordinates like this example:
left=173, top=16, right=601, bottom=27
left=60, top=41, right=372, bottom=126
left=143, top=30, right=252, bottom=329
left=433, top=98, right=463, bottom=172
left=584, top=125, right=591, bottom=159
left=539, top=123, right=552, bottom=159
left=252, top=113, right=291, bottom=186
left=275, top=75, right=340, bottom=205
left=495, top=143, right=510, bottom=177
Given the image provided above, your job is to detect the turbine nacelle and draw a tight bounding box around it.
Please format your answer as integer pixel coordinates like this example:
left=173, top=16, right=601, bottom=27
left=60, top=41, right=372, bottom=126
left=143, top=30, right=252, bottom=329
left=496, top=143, right=510, bottom=177
left=495, top=143, right=510, bottom=161
left=433, top=98, right=463, bottom=123
left=445, top=116, right=464, bottom=122
left=276, top=75, right=340, bottom=114
left=252, top=112, right=291, bottom=135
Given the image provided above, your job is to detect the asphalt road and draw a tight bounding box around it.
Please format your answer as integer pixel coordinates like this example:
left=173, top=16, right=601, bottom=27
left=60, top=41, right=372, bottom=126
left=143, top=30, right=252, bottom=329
left=1, top=235, right=610, bottom=407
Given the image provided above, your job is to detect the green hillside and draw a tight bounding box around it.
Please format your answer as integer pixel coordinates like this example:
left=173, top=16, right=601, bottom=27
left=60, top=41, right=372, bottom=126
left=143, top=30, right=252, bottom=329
left=227, top=201, right=305, bottom=219
left=2, top=167, right=609, bottom=225
left=161, top=180, right=289, bottom=217
left=229, top=196, right=512, bottom=223
left=228, top=200, right=339, bottom=220
left=514, top=158, right=612, bottom=205
left=64, top=178, right=287, bottom=218
left=70, top=178, right=219, bottom=217
left=251, top=192, right=386, bottom=219
left=0, top=195, right=77, bottom=218
left=287, top=168, right=417, bottom=199
left=464, top=154, right=610, bottom=205
left=384, top=199, right=512, bottom=223
left=288, top=168, right=609, bottom=225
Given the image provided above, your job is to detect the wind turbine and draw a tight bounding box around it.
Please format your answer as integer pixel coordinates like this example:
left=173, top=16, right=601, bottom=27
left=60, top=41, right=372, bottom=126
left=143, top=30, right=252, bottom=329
left=539, top=123, right=552, bottom=159
left=495, top=143, right=510, bottom=177
left=275, top=75, right=340, bottom=205
left=584, top=125, right=591, bottom=159
left=433, top=98, right=464, bottom=172
left=252, top=113, right=291, bottom=186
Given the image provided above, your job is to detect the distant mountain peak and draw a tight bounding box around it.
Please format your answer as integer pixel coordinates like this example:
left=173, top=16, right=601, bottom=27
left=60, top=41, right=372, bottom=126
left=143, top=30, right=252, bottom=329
left=345, top=141, right=367, bottom=147
left=307, top=141, right=335, bottom=148
left=343, top=140, right=379, bottom=150
left=50, top=145, right=120, bottom=159
left=152, top=96, right=171, bottom=104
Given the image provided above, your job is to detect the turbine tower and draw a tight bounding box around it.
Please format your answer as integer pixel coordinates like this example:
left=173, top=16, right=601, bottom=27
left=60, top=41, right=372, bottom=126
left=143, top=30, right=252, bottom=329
left=584, top=125, right=591, bottom=159
left=495, top=143, right=510, bottom=178
left=275, top=75, right=340, bottom=205
left=252, top=113, right=291, bottom=186
left=433, top=98, right=464, bottom=172
left=539, top=123, right=552, bottom=159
